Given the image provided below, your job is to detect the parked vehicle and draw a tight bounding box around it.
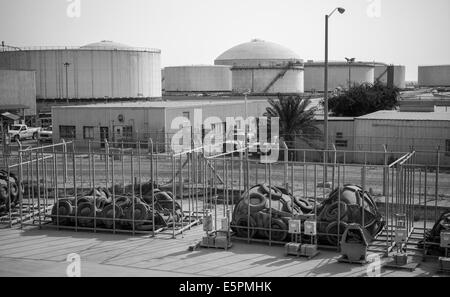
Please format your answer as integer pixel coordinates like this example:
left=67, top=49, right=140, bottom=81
left=38, top=126, right=53, bottom=143
left=8, top=124, right=42, bottom=142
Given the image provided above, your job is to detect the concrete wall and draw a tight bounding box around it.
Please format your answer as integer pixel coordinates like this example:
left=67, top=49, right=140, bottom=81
left=231, top=68, right=304, bottom=94
left=304, top=64, right=374, bottom=92
left=0, top=69, right=36, bottom=115
left=418, top=65, right=450, bottom=87
left=0, top=49, right=161, bottom=99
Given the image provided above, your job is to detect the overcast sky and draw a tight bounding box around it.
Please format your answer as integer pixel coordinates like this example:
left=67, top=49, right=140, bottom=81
left=1, top=0, right=449, bottom=81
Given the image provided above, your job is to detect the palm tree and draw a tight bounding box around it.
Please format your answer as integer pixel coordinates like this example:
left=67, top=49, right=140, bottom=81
left=264, top=94, right=322, bottom=150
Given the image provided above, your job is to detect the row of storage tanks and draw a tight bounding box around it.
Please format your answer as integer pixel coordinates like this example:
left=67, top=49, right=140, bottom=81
left=1, top=39, right=448, bottom=100
left=164, top=39, right=407, bottom=94
left=0, top=41, right=162, bottom=99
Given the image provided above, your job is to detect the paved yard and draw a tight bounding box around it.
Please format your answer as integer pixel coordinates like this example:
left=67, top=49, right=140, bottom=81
left=0, top=225, right=445, bottom=277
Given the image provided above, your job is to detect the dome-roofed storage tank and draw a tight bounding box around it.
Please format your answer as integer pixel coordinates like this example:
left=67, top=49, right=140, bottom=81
left=373, top=63, right=406, bottom=89
left=0, top=40, right=162, bottom=100
left=214, top=39, right=304, bottom=94
left=163, top=65, right=231, bottom=93
left=304, top=61, right=375, bottom=92
left=418, top=65, right=450, bottom=87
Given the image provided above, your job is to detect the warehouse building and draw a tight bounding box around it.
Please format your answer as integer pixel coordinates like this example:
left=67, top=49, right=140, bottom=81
left=418, top=65, right=450, bottom=87
left=354, top=111, right=450, bottom=165
left=296, top=111, right=450, bottom=165
left=51, top=100, right=269, bottom=150
left=214, top=39, right=304, bottom=94
left=0, top=41, right=162, bottom=100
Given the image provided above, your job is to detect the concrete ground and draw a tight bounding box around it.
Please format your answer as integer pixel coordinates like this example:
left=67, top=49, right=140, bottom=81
left=0, top=224, right=445, bottom=277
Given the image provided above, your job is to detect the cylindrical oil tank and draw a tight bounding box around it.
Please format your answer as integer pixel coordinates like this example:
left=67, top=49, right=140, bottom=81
left=304, top=61, right=375, bottom=92
left=163, top=65, right=231, bottom=92
left=0, top=40, right=162, bottom=99
left=231, top=66, right=304, bottom=94
left=374, top=63, right=406, bottom=89
left=418, top=65, right=450, bottom=87
left=215, top=39, right=304, bottom=94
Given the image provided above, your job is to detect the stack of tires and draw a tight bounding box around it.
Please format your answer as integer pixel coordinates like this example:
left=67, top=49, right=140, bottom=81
left=0, top=170, right=22, bottom=214
left=316, top=184, right=384, bottom=246
left=231, top=184, right=315, bottom=242
left=418, top=211, right=450, bottom=256
left=50, top=183, right=183, bottom=231
left=231, top=183, right=384, bottom=246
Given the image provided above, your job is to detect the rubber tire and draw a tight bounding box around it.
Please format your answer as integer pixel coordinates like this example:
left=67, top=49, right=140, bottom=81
left=321, top=201, right=348, bottom=222
left=125, top=203, right=149, bottom=227
left=260, top=184, right=283, bottom=200
left=294, top=197, right=314, bottom=212
left=155, top=191, right=173, bottom=202
left=325, top=221, right=348, bottom=246
left=234, top=215, right=257, bottom=239
left=242, top=192, right=267, bottom=214
left=100, top=204, right=124, bottom=229
left=77, top=202, right=95, bottom=227
left=263, top=218, right=288, bottom=242
left=51, top=200, right=74, bottom=225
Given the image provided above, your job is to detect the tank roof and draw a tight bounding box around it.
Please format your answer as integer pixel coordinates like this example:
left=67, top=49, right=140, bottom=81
left=215, top=39, right=301, bottom=63
left=80, top=40, right=132, bottom=49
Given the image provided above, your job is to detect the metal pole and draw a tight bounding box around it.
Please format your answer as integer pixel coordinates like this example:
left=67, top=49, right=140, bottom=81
left=324, top=14, right=329, bottom=182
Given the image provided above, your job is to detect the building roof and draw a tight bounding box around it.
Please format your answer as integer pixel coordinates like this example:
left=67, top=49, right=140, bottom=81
left=215, top=39, right=302, bottom=63
left=357, top=111, right=450, bottom=121
left=0, top=104, right=30, bottom=110
left=52, top=99, right=268, bottom=110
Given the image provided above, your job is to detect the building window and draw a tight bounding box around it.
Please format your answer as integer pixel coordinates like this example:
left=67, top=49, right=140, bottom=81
left=123, top=126, right=133, bottom=138
left=335, top=140, right=348, bottom=148
left=446, top=140, right=450, bottom=156
left=336, top=132, right=344, bottom=139
left=83, top=126, right=95, bottom=140
left=59, top=126, right=76, bottom=139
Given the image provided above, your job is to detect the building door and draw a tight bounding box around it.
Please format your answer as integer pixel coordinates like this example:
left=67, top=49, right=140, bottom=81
left=100, top=127, right=109, bottom=148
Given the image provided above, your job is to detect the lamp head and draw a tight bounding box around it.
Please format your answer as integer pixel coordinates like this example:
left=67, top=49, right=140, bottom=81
left=338, top=7, right=346, bottom=14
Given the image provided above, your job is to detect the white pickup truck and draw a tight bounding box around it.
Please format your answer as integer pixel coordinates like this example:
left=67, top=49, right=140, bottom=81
left=8, top=124, right=42, bottom=142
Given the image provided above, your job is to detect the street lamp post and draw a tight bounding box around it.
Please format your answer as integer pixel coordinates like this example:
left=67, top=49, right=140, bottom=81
left=64, top=62, right=71, bottom=104
left=345, top=57, right=356, bottom=90
left=324, top=7, right=345, bottom=181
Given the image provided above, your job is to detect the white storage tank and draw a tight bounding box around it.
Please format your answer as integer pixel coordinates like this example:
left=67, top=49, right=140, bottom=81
left=418, top=65, right=450, bottom=87
left=304, top=61, right=375, bottom=92
left=0, top=40, right=162, bottom=99
left=163, top=65, right=231, bottom=92
left=374, top=63, right=406, bottom=89
left=215, top=39, right=304, bottom=94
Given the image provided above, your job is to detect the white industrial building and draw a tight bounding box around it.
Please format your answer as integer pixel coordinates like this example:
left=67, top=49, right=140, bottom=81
left=304, top=61, right=375, bottom=93
left=296, top=111, right=450, bottom=165
left=215, top=39, right=304, bottom=94
left=51, top=100, right=269, bottom=149
left=0, top=69, right=36, bottom=116
left=418, top=65, right=450, bottom=87
left=163, top=65, right=231, bottom=93
left=0, top=40, right=162, bottom=100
